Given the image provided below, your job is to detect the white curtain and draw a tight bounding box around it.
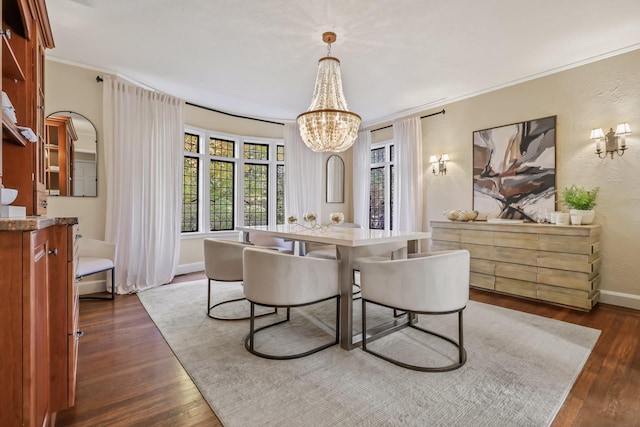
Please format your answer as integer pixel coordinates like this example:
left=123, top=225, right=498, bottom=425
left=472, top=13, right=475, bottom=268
left=392, top=117, right=424, bottom=231
left=353, top=130, right=371, bottom=229
left=284, top=122, right=322, bottom=219
left=103, top=76, right=185, bottom=293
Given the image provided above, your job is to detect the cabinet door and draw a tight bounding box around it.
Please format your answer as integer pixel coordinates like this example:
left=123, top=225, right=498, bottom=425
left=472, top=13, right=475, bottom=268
left=48, top=224, right=73, bottom=412
left=0, top=232, right=24, bottom=426
left=33, top=26, right=47, bottom=215
left=26, top=229, right=52, bottom=427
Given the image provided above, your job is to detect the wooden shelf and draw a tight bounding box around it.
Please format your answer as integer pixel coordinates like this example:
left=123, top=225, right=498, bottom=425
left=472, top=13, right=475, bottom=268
left=1, top=34, right=26, bottom=82
left=2, top=110, right=27, bottom=146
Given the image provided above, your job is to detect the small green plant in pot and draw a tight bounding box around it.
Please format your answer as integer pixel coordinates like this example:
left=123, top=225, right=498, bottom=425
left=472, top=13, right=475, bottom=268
left=559, top=185, right=599, bottom=224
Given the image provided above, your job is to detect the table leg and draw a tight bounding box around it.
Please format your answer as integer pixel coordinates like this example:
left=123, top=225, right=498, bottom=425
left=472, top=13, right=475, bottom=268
left=336, top=245, right=355, bottom=350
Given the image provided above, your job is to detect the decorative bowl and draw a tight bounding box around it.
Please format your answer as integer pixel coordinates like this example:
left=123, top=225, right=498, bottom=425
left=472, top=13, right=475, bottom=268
left=443, top=210, right=478, bottom=222
left=1, top=188, right=18, bottom=205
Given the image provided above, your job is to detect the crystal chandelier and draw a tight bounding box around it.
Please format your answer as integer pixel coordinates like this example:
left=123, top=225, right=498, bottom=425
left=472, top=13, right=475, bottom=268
left=297, top=32, right=361, bottom=152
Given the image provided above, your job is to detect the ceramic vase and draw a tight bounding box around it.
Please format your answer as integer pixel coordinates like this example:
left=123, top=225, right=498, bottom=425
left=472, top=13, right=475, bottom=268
left=569, top=209, right=595, bottom=225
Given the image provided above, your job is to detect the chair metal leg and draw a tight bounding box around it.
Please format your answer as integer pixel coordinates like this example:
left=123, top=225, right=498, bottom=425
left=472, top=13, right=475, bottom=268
left=110, top=267, right=115, bottom=300
left=352, top=269, right=361, bottom=300
left=207, top=278, right=277, bottom=321
left=361, top=299, right=467, bottom=372
left=244, top=295, right=340, bottom=360
left=78, top=267, right=116, bottom=301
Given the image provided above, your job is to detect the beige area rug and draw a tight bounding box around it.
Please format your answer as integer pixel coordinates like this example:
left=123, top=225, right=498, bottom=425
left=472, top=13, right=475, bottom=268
left=138, top=279, right=600, bottom=427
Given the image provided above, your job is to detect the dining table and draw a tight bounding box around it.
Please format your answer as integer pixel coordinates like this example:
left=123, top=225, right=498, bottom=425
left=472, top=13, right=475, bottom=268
left=237, top=224, right=432, bottom=350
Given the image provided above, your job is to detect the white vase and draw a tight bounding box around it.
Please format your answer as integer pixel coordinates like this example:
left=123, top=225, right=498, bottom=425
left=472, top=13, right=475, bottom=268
left=569, top=209, right=595, bottom=225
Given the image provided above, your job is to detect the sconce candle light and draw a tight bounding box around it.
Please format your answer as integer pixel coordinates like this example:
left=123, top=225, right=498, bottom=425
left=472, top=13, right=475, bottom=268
left=590, top=123, right=631, bottom=159
left=429, top=154, right=449, bottom=175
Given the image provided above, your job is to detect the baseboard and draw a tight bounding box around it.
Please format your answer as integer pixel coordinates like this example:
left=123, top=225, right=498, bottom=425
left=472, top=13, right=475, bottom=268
left=176, top=262, right=204, bottom=276
left=78, top=279, right=107, bottom=295
left=600, top=290, right=640, bottom=311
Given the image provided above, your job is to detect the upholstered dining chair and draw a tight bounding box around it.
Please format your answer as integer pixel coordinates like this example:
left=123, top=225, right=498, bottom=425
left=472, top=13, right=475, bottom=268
left=242, top=246, right=340, bottom=360
left=302, top=222, right=361, bottom=257
left=305, top=227, right=407, bottom=301
left=248, top=233, right=294, bottom=254
left=204, top=238, right=275, bottom=321
left=77, top=237, right=116, bottom=300
left=359, top=250, right=470, bottom=372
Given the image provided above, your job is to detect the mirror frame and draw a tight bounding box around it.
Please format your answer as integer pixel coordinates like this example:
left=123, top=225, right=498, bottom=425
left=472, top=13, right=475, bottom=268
left=45, top=111, right=98, bottom=197
left=326, top=155, right=344, bottom=203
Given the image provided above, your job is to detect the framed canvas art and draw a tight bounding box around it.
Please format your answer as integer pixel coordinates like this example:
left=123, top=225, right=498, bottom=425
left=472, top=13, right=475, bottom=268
left=473, top=116, right=556, bottom=221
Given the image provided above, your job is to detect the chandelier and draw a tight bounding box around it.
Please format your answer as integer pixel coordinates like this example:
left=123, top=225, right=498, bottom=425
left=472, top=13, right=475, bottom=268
left=297, top=32, right=361, bottom=153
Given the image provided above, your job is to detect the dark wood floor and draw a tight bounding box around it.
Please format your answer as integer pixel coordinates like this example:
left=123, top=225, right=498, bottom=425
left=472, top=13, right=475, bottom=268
left=57, top=272, right=640, bottom=427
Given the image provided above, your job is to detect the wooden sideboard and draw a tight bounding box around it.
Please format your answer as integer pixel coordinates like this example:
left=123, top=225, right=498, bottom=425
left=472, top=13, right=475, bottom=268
left=430, top=220, right=601, bottom=310
left=0, top=217, right=79, bottom=427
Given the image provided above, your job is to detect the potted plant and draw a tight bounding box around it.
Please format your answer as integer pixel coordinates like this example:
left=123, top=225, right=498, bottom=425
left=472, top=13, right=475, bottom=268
left=559, top=185, right=599, bottom=224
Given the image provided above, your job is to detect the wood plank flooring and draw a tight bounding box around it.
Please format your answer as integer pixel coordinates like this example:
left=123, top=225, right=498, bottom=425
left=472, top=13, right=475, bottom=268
left=57, top=273, right=640, bottom=426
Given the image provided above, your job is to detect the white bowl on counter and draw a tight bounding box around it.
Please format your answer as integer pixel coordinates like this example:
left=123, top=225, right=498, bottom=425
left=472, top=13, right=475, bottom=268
left=1, top=188, right=18, bottom=205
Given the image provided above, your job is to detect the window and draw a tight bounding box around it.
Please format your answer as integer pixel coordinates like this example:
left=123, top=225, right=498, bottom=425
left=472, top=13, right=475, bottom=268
left=369, top=141, right=395, bottom=230
left=182, top=133, right=200, bottom=232
left=181, top=128, right=284, bottom=234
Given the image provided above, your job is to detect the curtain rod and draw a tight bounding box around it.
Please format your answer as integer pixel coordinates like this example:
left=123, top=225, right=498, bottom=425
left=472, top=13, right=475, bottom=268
left=96, top=75, right=284, bottom=127
left=370, top=109, right=446, bottom=132
left=97, top=74, right=443, bottom=130
left=185, top=102, right=285, bottom=126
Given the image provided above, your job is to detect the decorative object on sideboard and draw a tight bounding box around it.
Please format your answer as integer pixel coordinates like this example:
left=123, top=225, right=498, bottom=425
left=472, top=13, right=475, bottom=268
left=473, top=116, right=556, bottom=221
left=297, top=32, right=361, bottom=153
left=430, top=154, right=449, bottom=176
left=443, top=210, right=478, bottom=222
left=559, top=185, right=599, bottom=225
left=288, top=211, right=345, bottom=229
left=590, top=123, right=631, bottom=159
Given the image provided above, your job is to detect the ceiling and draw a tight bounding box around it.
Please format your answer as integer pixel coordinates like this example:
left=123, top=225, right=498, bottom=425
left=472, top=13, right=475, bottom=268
left=46, top=0, right=640, bottom=127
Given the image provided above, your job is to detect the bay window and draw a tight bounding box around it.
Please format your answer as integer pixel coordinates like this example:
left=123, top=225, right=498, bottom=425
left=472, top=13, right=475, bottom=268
left=182, top=128, right=284, bottom=234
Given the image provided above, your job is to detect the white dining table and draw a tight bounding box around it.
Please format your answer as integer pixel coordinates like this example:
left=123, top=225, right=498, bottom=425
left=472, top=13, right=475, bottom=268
left=237, top=224, right=432, bottom=350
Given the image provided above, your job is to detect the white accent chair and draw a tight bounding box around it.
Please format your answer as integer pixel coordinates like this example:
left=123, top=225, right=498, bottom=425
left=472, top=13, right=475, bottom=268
left=242, top=247, right=340, bottom=360
left=77, top=237, right=116, bottom=300
left=302, top=222, right=361, bottom=258
left=359, top=250, right=470, bottom=372
left=204, top=238, right=275, bottom=321
left=304, top=224, right=407, bottom=301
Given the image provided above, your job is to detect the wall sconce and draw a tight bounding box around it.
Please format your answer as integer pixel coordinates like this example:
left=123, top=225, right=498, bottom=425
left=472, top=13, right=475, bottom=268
left=429, top=154, right=449, bottom=175
left=590, top=123, right=632, bottom=159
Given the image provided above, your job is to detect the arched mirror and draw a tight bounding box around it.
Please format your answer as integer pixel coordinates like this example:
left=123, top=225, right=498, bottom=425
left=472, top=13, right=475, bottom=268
left=326, top=155, right=344, bottom=203
left=45, top=111, right=97, bottom=197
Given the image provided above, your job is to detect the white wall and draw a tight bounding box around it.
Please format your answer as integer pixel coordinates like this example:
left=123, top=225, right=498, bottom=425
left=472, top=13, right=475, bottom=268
left=45, top=60, right=105, bottom=240
left=46, top=49, right=640, bottom=308
left=45, top=65, right=352, bottom=273
left=371, top=49, right=640, bottom=309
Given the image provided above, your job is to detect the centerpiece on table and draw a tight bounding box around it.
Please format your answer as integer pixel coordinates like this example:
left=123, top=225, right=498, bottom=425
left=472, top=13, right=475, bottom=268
left=288, top=211, right=344, bottom=230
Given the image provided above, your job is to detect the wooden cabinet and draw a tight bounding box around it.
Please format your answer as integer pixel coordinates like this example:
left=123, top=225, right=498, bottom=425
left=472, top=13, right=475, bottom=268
left=1, top=0, right=54, bottom=215
left=49, top=223, right=80, bottom=411
left=0, top=217, right=79, bottom=427
left=430, top=221, right=601, bottom=310
left=46, top=115, right=77, bottom=196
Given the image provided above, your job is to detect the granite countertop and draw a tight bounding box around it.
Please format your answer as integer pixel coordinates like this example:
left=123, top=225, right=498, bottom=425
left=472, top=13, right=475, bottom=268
left=0, top=216, right=78, bottom=231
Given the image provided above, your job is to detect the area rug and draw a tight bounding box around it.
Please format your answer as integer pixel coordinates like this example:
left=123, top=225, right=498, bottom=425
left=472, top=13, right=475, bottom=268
left=138, top=279, right=600, bottom=427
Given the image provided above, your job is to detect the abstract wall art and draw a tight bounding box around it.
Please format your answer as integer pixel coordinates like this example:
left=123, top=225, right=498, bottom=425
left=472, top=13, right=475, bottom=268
left=473, top=116, right=556, bottom=221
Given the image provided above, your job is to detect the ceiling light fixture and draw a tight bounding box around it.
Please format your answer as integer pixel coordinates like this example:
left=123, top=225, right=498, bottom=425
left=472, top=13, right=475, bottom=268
left=297, top=32, right=361, bottom=153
